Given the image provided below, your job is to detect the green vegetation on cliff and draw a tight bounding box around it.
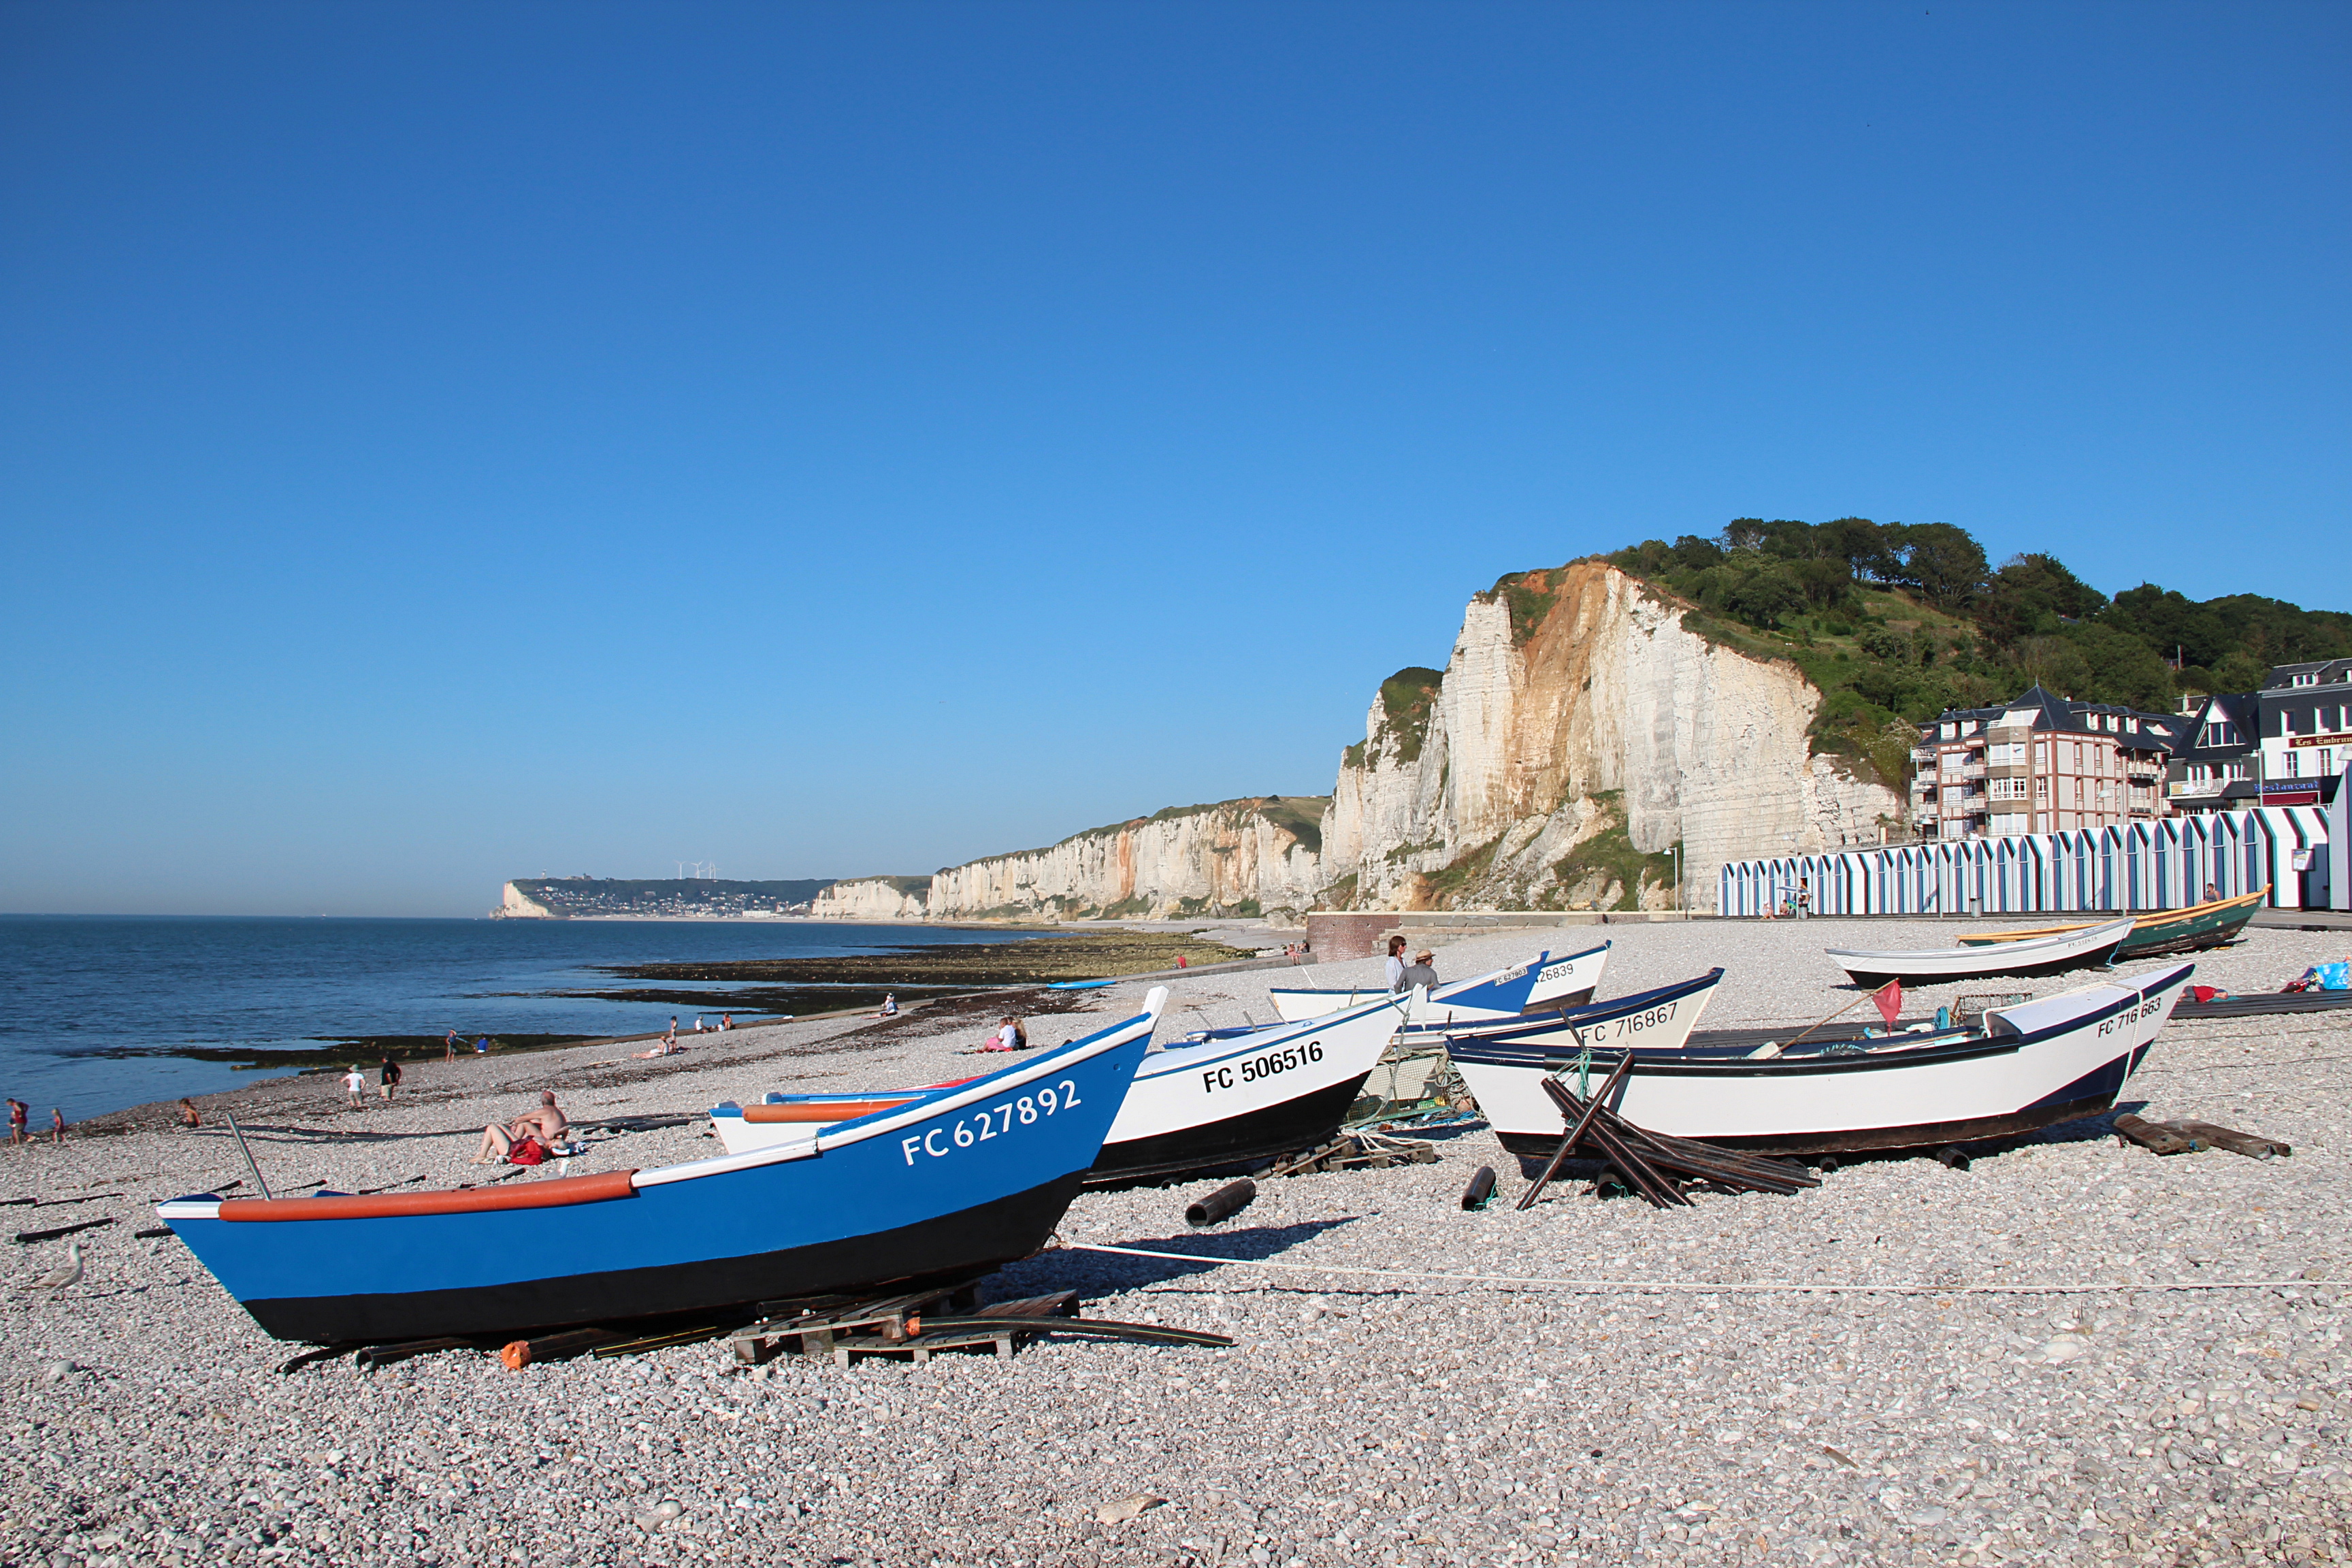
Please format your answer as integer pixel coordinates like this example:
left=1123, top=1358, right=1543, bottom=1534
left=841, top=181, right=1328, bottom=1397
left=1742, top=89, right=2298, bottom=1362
left=1558, top=519, right=2352, bottom=788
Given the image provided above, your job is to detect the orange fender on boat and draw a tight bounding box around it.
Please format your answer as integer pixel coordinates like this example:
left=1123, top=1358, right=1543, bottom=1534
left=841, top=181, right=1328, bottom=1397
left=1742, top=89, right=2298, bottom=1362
left=218, top=1169, right=639, bottom=1221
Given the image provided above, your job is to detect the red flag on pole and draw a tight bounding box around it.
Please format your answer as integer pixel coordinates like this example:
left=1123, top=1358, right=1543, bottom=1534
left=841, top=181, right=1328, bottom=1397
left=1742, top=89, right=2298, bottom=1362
left=1872, top=979, right=1903, bottom=1027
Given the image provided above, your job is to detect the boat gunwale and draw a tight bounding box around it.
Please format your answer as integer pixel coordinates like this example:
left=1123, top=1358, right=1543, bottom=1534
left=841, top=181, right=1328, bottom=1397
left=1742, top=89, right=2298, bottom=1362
left=1823, top=918, right=2136, bottom=968
left=1418, top=968, right=1725, bottom=1045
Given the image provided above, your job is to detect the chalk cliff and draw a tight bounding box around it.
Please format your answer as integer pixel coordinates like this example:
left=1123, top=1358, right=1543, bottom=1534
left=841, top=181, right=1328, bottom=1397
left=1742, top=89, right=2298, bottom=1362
left=806, top=877, right=934, bottom=922
left=806, top=800, right=1326, bottom=923
left=1318, top=562, right=1903, bottom=912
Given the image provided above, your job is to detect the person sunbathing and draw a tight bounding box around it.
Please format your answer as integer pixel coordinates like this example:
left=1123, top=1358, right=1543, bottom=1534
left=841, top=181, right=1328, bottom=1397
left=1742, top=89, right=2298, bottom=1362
left=472, top=1092, right=570, bottom=1163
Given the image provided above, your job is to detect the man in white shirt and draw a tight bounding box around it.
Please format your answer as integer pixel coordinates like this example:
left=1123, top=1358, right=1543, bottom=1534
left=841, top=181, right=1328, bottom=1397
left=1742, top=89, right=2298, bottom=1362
left=1385, top=935, right=1409, bottom=993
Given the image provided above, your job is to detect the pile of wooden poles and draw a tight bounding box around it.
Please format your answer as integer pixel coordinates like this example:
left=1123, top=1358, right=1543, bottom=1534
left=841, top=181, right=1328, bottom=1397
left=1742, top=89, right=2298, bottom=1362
left=1518, top=1054, right=1821, bottom=1211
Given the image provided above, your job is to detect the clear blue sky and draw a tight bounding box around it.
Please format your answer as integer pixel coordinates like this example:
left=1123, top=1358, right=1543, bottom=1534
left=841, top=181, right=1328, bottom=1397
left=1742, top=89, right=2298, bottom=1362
left=3, top=2, right=2345, bottom=915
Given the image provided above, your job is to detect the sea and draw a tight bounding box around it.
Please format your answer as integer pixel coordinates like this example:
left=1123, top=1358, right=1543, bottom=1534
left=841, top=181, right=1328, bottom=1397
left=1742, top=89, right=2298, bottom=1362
left=0, top=916, right=1041, bottom=1123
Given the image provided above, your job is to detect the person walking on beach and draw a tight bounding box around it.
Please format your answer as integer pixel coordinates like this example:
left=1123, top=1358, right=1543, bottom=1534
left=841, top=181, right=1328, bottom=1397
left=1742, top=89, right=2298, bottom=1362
left=666, top=1017, right=679, bottom=1048
left=6, top=1099, right=25, bottom=1147
left=342, top=1066, right=368, bottom=1108
left=48, top=1109, right=64, bottom=1147
left=1385, top=935, right=1409, bottom=993
left=378, top=1055, right=402, bottom=1102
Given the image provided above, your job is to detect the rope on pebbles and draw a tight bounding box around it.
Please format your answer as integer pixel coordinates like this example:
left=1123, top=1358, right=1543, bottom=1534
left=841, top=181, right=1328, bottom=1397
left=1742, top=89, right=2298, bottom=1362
left=1060, top=1243, right=2345, bottom=1297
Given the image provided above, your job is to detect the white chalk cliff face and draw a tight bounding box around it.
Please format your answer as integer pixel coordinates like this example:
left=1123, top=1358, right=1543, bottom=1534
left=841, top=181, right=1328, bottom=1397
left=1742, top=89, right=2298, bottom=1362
left=806, top=878, right=933, bottom=921
left=807, top=800, right=1325, bottom=923
left=1320, top=562, right=1902, bottom=913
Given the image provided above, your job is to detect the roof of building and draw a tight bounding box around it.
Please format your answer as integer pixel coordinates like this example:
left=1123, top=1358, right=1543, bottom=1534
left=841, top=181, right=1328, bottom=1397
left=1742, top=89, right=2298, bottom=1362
left=2259, top=658, right=2352, bottom=691
left=1921, top=685, right=2189, bottom=749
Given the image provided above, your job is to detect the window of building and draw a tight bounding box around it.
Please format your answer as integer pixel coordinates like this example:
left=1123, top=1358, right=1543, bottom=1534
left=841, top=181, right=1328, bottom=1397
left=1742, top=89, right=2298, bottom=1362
left=2033, top=775, right=2049, bottom=801
left=1942, top=722, right=1957, bottom=739
left=2292, top=672, right=2318, bottom=687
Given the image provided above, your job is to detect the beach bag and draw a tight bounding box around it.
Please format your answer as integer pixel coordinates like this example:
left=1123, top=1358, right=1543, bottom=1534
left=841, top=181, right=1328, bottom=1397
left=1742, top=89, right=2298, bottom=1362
left=2310, top=962, right=2352, bottom=992
left=508, top=1136, right=547, bottom=1166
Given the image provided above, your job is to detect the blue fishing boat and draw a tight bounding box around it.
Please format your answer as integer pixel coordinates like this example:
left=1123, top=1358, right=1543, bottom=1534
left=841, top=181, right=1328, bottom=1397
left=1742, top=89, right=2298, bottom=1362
left=156, top=990, right=1169, bottom=1345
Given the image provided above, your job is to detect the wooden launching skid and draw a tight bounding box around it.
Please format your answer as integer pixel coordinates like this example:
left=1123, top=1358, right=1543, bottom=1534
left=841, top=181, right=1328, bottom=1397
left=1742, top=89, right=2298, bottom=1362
left=726, top=1284, right=1081, bottom=1366
left=1264, top=1132, right=1440, bottom=1178
left=284, top=1282, right=1235, bottom=1377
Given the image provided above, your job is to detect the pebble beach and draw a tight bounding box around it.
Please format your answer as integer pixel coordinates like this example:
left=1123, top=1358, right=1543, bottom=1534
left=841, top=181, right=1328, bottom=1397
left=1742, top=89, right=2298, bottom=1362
left=7, top=917, right=2352, bottom=1568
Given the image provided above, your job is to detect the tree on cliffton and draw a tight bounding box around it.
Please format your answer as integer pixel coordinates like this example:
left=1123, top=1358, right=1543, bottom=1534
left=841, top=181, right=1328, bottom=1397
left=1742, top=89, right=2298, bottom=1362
left=1886, top=523, right=1987, bottom=609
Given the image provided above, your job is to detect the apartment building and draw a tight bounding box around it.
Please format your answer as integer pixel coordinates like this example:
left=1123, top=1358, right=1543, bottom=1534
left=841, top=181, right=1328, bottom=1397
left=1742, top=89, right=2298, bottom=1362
left=1909, top=685, right=2187, bottom=840
left=2165, top=691, right=2261, bottom=814
left=2257, top=657, right=2352, bottom=808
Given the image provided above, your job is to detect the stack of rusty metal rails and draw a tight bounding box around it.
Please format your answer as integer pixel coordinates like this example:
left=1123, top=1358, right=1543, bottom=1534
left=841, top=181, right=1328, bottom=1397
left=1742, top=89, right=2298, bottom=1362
left=728, top=1284, right=1077, bottom=1366
left=727, top=1285, right=1234, bottom=1364
left=1264, top=1131, right=1440, bottom=1177
left=1518, top=1054, right=1821, bottom=1210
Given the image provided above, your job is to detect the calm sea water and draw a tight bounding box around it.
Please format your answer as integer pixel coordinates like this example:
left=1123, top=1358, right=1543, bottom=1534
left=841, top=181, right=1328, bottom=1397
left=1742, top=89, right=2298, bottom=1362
left=0, top=917, right=1040, bottom=1122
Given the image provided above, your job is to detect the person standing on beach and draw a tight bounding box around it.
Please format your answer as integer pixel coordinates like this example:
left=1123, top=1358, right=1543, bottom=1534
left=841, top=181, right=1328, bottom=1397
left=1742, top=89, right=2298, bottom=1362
left=378, top=1055, right=402, bottom=1102
left=342, top=1066, right=368, bottom=1108
left=444, top=1029, right=459, bottom=1063
left=48, top=1109, right=63, bottom=1146
left=6, top=1099, right=25, bottom=1147
left=1385, top=935, right=1409, bottom=993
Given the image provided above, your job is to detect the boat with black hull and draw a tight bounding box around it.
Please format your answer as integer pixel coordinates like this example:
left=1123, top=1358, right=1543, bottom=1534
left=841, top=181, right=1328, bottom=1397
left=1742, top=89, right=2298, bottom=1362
left=156, top=992, right=1167, bottom=1345
left=1086, top=992, right=1407, bottom=1185
left=1456, top=963, right=2193, bottom=1164
left=712, top=993, right=1409, bottom=1188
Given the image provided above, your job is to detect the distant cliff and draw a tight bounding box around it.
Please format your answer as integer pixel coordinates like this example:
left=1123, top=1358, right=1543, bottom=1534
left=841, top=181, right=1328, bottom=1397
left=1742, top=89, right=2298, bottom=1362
left=493, top=877, right=836, bottom=919
left=808, top=798, right=1326, bottom=923
left=1318, top=562, right=1903, bottom=912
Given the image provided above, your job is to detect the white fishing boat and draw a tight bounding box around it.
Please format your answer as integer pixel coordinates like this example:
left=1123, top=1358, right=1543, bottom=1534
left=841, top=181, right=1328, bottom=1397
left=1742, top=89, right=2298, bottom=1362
left=1825, top=917, right=2135, bottom=989
left=710, top=992, right=1408, bottom=1188
left=1267, top=943, right=1609, bottom=1024
left=1456, top=962, right=2193, bottom=1161
left=1418, top=968, right=1722, bottom=1062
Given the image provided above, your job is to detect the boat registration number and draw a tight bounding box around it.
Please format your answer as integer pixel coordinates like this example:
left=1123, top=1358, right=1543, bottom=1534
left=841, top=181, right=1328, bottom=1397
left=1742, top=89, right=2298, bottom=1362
left=899, top=1080, right=1084, bottom=1164
left=1578, top=1000, right=1677, bottom=1043
left=1203, top=1040, right=1324, bottom=1092
left=2097, top=994, right=2168, bottom=1037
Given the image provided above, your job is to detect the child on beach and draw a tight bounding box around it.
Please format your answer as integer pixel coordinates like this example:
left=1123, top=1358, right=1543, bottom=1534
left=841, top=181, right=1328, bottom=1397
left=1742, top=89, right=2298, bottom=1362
left=378, top=1056, right=402, bottom=1101
left=48, top=1109, right=63, bottom=1146
left=342, top=1066, right=368, bottom=1107
left=178, top=1098, right=201, bottom=1128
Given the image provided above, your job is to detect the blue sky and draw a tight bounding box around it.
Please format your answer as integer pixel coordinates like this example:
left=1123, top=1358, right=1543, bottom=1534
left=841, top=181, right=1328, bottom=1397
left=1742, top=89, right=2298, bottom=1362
left=3, top=1, right=2345, bottom=915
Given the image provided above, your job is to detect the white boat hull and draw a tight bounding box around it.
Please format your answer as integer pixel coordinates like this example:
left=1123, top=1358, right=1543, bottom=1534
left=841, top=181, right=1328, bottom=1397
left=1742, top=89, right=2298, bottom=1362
left=1825, top=919, right=2135, bottom=988
left=1268, top=943, right=1608, bottom=1024
left=1459, top=962, right=2193, bottom=1160
left=1088, top=994, right=1407, bottom=1183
